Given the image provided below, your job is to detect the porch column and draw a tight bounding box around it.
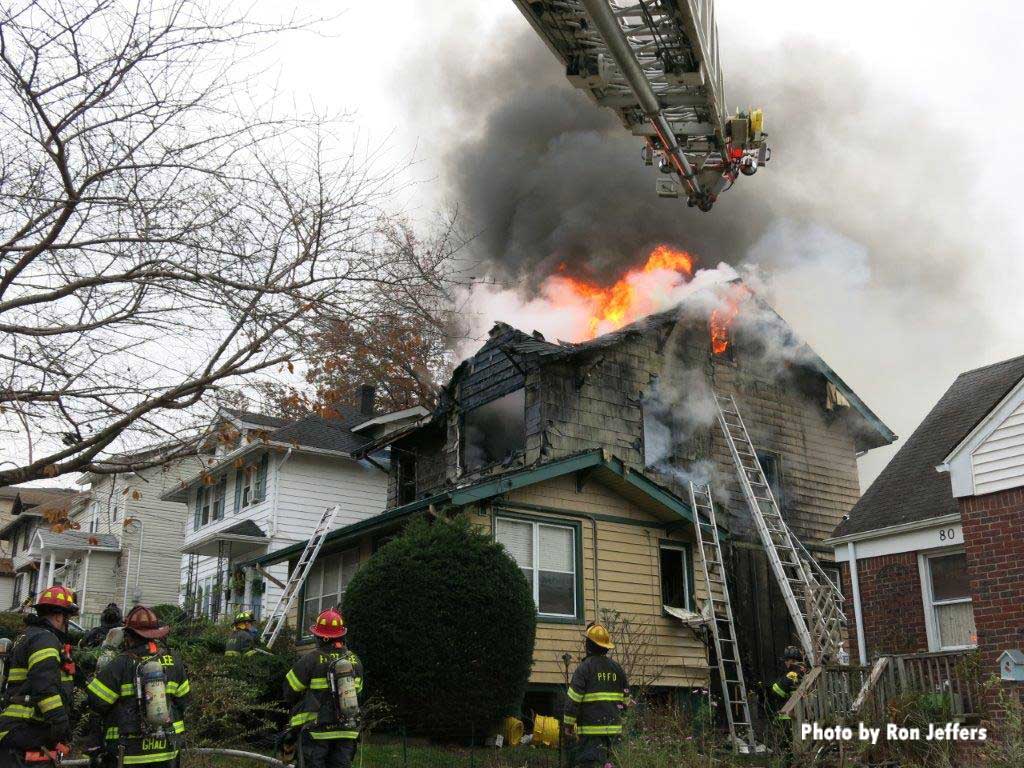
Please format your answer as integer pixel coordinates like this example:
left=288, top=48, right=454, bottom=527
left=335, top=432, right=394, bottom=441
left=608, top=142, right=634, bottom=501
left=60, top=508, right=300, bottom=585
left=47, top=552, right=57, bottom=587
left=243, top=569, right=253, bottom=614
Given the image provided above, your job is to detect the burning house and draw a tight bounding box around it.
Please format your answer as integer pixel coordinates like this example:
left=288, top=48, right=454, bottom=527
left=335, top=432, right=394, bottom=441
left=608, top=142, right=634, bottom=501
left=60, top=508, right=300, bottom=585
left=258, top=254, right=895, bottom=716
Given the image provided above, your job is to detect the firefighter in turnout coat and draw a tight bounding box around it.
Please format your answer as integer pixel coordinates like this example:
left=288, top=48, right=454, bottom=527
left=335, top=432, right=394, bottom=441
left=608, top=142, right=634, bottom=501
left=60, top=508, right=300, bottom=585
left=284, top=609, right=364, bottom=768
left=0, top=585, right=79, bottom=763
left=85, top=606, right=190, bottom=767
left=225, top=610, right=258, bottom=658
left=563, top=623, right=630, bottom=768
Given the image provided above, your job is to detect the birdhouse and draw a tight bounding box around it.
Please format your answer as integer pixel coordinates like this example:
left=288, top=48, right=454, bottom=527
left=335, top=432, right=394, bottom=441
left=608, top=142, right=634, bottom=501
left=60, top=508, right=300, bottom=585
left=998, top=649, right=1024, bottom=682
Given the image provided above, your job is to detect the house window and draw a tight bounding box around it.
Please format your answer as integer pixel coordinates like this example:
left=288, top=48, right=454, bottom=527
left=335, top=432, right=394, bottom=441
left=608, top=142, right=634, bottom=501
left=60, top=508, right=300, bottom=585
left=396, top=450, right=417, bottom=505
left=660, top=545, right=692, bottom=611
left=235, top=453, right=268, bottom=512
left=212, top=476, right=226, bottom=521
left=496, top=517, right=578, bottom=619
left=87, top=501, right=99, bottom=533
left=462, top=390, right=526, bottom=473
left=756, top=450, right=785, bottom=513
left=925, top=552, right=977, bottom=650
left=300, top=548, right=361, bottom=635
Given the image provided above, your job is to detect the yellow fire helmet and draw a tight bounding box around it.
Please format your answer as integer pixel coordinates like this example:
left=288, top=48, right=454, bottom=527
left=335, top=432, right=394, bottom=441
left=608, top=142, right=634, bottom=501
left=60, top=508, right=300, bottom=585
left=584, top=623, right=614, bottom=650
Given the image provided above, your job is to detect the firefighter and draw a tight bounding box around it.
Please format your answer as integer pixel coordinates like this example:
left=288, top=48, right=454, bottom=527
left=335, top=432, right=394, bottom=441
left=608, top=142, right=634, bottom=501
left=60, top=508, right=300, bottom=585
left=562, top=623, right=630, bottom=768
left=85, top=605, right=190, bottom=767
left=225, top=610, right=259, bottom=657
left=283, top=608, right=363, bottom=768
left=768, top=645, right=808, bottom=720
left=81, top=603, right=124, bottom=649
left=766, top=645, right=808, bottom=761
left=0, top=585, right=78, bottom=764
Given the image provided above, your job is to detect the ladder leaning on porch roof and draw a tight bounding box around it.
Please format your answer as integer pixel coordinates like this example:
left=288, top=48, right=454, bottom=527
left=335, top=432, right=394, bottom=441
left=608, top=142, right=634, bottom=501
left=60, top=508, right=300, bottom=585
left=712, top=392, right=846, bottom=666
left=688, top=482, right=758, bottom=753
left=258, top=504, right=341, bottom=648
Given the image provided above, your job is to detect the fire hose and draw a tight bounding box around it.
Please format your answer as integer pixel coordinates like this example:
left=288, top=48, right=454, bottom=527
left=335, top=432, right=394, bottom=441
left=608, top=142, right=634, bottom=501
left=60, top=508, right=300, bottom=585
left=53, top=748, right=291, bottom=767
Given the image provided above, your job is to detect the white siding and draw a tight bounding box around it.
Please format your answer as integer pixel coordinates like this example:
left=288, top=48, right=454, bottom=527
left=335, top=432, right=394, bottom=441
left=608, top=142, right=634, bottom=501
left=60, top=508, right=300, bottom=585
left=972, top=399, right=1024, bottom=495
left=273, top=454, right=387, bottom=541
left=0, top=576, right=13, bottom=610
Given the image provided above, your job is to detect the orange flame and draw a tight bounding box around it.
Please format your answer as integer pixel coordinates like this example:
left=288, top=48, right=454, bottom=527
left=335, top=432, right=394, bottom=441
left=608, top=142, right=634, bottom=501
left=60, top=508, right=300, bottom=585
left=710, top=284, right=750, bottom=355
left=553, top=245, right=695, bottom=338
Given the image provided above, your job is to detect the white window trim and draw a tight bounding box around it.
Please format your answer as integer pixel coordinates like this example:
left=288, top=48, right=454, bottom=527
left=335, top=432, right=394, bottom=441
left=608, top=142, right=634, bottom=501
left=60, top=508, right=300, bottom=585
left=301, top=547, right=360, bottom=635
left=659, top=543, right=692, bottom=612
left=496, top=516, right=578, bottom=620
left=917, top=547, right=977, bottom=652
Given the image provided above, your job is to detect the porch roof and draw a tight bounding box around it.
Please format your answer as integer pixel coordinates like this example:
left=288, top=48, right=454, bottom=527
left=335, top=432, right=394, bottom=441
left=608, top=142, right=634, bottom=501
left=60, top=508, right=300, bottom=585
left=182, top=519, right=270, bottom=558
left=34, top=530, right=120, bottom=557
left=255, top=449, right=706, bottom=567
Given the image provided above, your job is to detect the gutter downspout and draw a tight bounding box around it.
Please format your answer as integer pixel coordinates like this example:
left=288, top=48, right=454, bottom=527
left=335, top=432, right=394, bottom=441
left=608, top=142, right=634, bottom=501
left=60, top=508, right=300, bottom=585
left=270, top=449, right=293, bottom=539
left=848, top=541, right=867, bottom=665
left=81, top=551, right=91, bottom=617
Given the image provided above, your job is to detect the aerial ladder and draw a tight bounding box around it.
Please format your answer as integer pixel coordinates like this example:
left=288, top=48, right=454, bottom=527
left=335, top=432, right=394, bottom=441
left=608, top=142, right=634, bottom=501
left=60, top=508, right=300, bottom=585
left=510, top=0, right=770, bottom=212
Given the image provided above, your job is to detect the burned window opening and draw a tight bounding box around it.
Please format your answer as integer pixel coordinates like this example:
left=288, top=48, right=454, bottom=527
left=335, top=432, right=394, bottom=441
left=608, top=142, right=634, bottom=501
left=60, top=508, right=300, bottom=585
left=461, top=388, right=526, bottom=474
left=659, top=545, right=692, bottom=611
left=395, top=448, right=417, bottom=505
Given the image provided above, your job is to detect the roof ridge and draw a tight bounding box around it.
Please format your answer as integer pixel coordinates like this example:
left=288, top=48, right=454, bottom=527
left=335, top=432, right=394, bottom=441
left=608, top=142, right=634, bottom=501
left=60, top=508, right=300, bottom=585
left=956, top=352, right=1024, bottom=379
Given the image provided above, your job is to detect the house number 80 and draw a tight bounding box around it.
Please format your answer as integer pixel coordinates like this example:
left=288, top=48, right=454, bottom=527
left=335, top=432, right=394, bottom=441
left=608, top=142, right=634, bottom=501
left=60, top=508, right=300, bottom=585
left=939, top=528, right=956, bottom=542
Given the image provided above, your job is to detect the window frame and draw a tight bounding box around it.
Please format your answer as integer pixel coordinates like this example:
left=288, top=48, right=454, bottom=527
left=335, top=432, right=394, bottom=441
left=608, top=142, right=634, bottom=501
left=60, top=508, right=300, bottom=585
left=658, top=541, right=695, bottom=613
left=919, top=548, right=977, bottom=652
left=297, top=546, right=362, bottom=640
left=494, top=511, right=583, bottom=624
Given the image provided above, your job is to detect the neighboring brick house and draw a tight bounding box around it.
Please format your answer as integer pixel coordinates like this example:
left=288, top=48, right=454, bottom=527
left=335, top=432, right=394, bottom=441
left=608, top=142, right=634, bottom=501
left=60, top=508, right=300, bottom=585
left=260, top=280, right=895, bottom=706
left=830, top=354, right=1024, bottom=687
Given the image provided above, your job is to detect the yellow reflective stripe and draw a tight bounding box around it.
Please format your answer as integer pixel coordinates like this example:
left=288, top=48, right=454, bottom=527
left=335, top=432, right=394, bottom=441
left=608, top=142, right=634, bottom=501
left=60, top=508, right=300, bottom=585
left=577, top=725, right=622, bottom=735
left=27, top=647, right=60, bottom=669
left=61, top=673, right=74, bottom=683
left=771, top=683, right=789, bottom=699
left=309, top=730, right=359, bottom=740
left=354, top=677, right=363, bottom=692
left=120, top=683, right=136, bottom=696
left=286, top=669, right=306, bottom=692
left=37, top=694, right=63, bottom=713
left=225, top=650, right=240, bottom=657
left=174, top=679, right=190, bottom=697
left=310, top=677, right=329, bottom=690
left=563, top=715, right=576, bottom=725
left=123, top=751, right=179, bottom=764
left=173, top=720, right=185, bottom=734
left=106, top=726, right=119, bottom=740
left=7, top=668, right=26, bottom=682
left=289, top=712, right=317, bottom=727
left=579, top=692, right=624, bottom=702
left=165, top=682, right=178, bottom=695
left=244, top=649, right=258, bottom=657
left=1, top=704, right=34, bottom=719
left=88, top=677, right=119, bottom=704
left=566, top=687, right=583, bottom=703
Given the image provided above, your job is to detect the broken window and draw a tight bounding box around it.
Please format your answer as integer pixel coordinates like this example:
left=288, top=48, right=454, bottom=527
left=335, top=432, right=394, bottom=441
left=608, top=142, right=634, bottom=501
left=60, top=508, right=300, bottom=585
left=660, top=545, right=692, bottom=611
left=395, top=449, right=417, bottom=505
left=461, top=389, right=526, bottom=473
left=496, top=517, right=578, bottom=618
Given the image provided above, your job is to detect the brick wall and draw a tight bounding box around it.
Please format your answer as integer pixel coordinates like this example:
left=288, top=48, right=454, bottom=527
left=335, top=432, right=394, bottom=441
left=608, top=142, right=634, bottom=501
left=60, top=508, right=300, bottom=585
left=960, top=487, right=1024, bottom=691
left=839, top=552, right=929, bottom=660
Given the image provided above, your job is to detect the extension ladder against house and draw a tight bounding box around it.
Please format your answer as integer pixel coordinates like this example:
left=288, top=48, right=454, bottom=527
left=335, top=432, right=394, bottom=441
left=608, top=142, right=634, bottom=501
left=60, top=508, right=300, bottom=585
left=712, top=392, right=846, bottom=665
left=258, top=504, right=341, bottom=648
left=688, top=482, right=758, bottom=753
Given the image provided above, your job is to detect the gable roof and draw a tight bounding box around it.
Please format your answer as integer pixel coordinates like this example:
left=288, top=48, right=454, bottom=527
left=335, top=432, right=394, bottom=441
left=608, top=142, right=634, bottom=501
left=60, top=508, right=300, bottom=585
left=221, top=408, right=290, bottom=430
left=254, top=449, right=705, bottom=567
left=35, top=529, right=120, bottom=552
left=833, top=353, right=1024, bottom=539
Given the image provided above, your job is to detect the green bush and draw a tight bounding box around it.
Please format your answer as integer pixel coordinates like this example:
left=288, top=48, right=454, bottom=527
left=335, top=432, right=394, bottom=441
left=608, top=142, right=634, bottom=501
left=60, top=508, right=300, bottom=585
left=0, top=611, right=25, bottom=639
left=343, top=515, right=536, bottom=741
left=152, top=603, right=186, bottom=627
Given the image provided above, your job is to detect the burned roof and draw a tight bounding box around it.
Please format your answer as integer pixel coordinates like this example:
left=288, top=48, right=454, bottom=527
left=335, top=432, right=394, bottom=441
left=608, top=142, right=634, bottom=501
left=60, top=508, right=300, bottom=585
left=834, top=353, right=1024, bottom=538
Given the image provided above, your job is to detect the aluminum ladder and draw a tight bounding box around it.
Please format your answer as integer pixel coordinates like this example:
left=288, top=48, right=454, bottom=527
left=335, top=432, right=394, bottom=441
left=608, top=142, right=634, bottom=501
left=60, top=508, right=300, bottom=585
left=258, top=504, right=341, bottom=648
left=712, top=392, right=845, bottom=665
left=688, top=482, right=757, bottom=753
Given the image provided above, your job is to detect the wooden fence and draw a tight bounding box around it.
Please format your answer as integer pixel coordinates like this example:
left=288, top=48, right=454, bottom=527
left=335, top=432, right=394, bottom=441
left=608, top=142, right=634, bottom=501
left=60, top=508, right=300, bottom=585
left=780, top=650, right=981, bottom=756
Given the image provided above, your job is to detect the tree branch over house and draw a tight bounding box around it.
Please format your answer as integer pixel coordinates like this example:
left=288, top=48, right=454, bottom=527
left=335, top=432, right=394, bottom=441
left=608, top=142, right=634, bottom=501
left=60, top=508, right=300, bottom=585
left=0, top=1, right=464, bottom=485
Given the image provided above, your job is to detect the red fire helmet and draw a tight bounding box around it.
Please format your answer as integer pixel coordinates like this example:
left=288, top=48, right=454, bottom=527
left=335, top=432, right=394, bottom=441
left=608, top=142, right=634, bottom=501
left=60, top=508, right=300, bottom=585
left=311, top=608, right=347, bottom=639
left=124, top=605, right=170, bottom=640
left=34, top=585, right=79, bottom=615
